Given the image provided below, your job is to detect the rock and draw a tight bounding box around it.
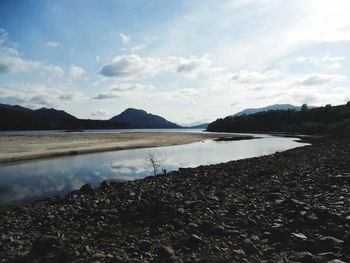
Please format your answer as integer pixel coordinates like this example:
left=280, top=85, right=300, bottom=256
left=233, top=248, right=245, bottom=256
left=99, top=180, right=112, bottom=190
left=315, top=236, right=344, bottom=253
left=157, top=245, right=175, bottom=258
left=291, top=232, right=307, bottom=240
left=23, top=236, right=69, bottom=263
left=289, top=251, right=314, bottom=262
left=210, top=225, right=226, bottom=236
left=186, top=234, right=202, bottom=248
left=80, top=183, right=94, bottom=194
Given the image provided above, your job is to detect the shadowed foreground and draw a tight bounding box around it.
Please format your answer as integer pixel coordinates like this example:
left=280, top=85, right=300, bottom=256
left=1, top=138, right=350, bottom=262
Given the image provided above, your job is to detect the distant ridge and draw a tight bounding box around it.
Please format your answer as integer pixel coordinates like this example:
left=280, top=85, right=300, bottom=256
left=233, top=104, right=301, bottom=116
left=207, top=102, right=350, bottom=134
left=188, top=123, right=208, bottom=129
left=0, top=104, right=76, bottom=120
left=110, top=108, right=181, bottom=129
left=33, top=108, right=77, bottom=120
left=0, top=103, right=130, bottom=130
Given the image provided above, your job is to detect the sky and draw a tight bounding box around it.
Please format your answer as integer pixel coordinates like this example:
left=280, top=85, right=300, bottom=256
left=0, top=0, right=350, bottom=124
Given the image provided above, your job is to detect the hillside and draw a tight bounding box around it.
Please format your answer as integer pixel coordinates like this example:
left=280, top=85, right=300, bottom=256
left=110, top=108, right=181, bottom=129
left=233, top=104, right=301, bottom=116
left=207, top=103, right=350, bottom=134
left=0, top=103, right=130, bottom=131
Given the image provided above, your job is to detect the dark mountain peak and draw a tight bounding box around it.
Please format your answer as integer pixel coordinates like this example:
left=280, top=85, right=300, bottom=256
left=110, top=108, right=181, bottom=129
left=0, top=103, right=33, bottom=112
left=33, top=107, right=77, bottom=120
left=120, top=108, right=148, bottom=115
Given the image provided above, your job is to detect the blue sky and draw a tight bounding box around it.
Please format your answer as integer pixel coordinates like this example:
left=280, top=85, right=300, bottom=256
left=1, top=0, right=350, bottom=124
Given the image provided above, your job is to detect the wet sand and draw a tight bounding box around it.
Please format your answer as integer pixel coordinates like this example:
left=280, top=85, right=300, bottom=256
left=0, top=132, right=228, bottom=163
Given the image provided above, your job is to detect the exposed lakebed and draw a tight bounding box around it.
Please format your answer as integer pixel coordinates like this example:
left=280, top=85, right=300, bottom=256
left=0, top=134, right=308, bottom=204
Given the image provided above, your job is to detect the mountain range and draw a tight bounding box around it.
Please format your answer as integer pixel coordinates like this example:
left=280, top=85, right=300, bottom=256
left=0, top=103, right=129, bottom=131
left=1, top=102, right=309, bottom=131
left=233, top=104, right=301, bottom=116
left=0, top=103, right=188, bottom=130
left=208, top=102, right=350, bottom=134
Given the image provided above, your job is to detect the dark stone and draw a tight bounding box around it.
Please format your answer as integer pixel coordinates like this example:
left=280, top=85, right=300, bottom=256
left=186, top=234, right=202, bottom=248
left=210, top=225, right=226, bottom=236
left=23, top=236, right=69, bottom=263
left=79, top=183, right=93, bottom=194
left=157, top=245, right=175, bottom=258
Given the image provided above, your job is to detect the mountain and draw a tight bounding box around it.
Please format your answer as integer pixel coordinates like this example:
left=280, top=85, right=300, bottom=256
left=0, top=103, right=131, bottom=130
left=110, top=108, right=181, bottom=128
left=180, top=121, right=209, bottom=128
left=0, top=103, right=32, bottom=112
left=188, top=123, right=209, bottom=129
left=33, top=108, right=77, bottom=120
left=0, top=104, right=77, bottom=120
left=233, top=104, right=301, bottom=116
left=207, top=102, right=350, bottom=134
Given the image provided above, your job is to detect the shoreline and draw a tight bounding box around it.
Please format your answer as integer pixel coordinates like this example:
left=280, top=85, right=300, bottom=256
left=0, top=131, right=239, bottom=164
left=1, top=138, right=349, bottom=262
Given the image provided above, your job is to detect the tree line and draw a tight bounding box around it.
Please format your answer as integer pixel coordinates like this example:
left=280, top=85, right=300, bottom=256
left=207, top=102, right=350, bottom=135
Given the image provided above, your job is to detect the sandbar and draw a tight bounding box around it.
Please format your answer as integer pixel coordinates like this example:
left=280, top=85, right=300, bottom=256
left=0, top=132, right=230, bottom=163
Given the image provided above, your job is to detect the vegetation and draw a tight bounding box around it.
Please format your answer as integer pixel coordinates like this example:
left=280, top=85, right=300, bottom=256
left=143, top=149, right=167, bottom=176
left=207, top=102, right=350, bottom=135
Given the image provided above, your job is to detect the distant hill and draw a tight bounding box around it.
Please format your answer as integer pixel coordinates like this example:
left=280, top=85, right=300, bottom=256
left=33, top=108, right=77, bottom=120
left=188, top=123, right=209, bottom=129
left=180, top=121, right=209, bottom=129
left=0, top=104, right=77, bottom=120
left=110, top=108, right=181, bottom=129
left=233, top=104, right=301, bottom=116
left=0, top=103, right=33, bottom=112
left=0, top=103, right=130, bottom=130
left=207, top=103, right=350, bottom=134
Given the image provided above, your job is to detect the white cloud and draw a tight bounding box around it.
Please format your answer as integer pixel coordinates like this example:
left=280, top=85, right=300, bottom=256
left=120, top=33, right=131, bottom=45
left=0, top=28, right=9, bottom=45
left=46, top=41, right=59, bottom=48
left=94, top=83, right=154, bottom=100
left=68, top=65, right=86, bottom=80
left=99, top=54, right=162, bottom=79
left=168, top=55, right=214, bottom=79
left=0, top=83, right=86, bottom=108
left=99, top=54, right=215, bottom=80
left=286, top=0, right=350, bottom=43
left=0, top=29, right=64, bottom=76
left=121, top=36, right=157, bottom=52
left=293, top=55, right=345, bottom=70
left=296, top=74, right=346, bottom=86
left=91, top=109, right=109, bottom=118
left=231, top=69, right=280, bottom=83
left=130, top=43, right=147, bottom=52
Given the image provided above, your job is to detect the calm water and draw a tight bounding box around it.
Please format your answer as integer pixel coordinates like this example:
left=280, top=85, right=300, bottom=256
left=0, top=135, right=308, bottom=204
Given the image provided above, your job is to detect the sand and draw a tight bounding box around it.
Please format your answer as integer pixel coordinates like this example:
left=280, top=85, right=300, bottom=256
left=0, top=132, right=227, bottom=163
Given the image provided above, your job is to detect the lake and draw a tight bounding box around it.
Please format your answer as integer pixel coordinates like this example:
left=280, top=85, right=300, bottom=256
left=0, top=133, right=309, bottom=204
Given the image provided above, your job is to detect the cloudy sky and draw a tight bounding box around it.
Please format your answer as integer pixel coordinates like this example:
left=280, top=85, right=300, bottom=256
left=1, top=0, right=350, bottom=124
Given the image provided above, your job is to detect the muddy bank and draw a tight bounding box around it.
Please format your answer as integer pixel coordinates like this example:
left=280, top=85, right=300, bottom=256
left=0, top=138, right=349, bottom=262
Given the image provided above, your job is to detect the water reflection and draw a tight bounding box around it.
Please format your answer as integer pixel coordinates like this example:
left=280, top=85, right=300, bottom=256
left=0, top=136, right=308, bottom=204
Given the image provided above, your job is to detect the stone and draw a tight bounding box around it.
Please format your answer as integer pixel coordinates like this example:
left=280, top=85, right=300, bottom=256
left=24, top=236, right=69, bottom=263
left=80, top=183, right=94, bottom=194
left=157, top=245, right=175, bottom=258
left=186, top=234, right=202, bottom=248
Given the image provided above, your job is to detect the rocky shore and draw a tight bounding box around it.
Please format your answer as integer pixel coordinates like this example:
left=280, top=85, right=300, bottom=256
left=1, top=138, right=350, bottom=262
